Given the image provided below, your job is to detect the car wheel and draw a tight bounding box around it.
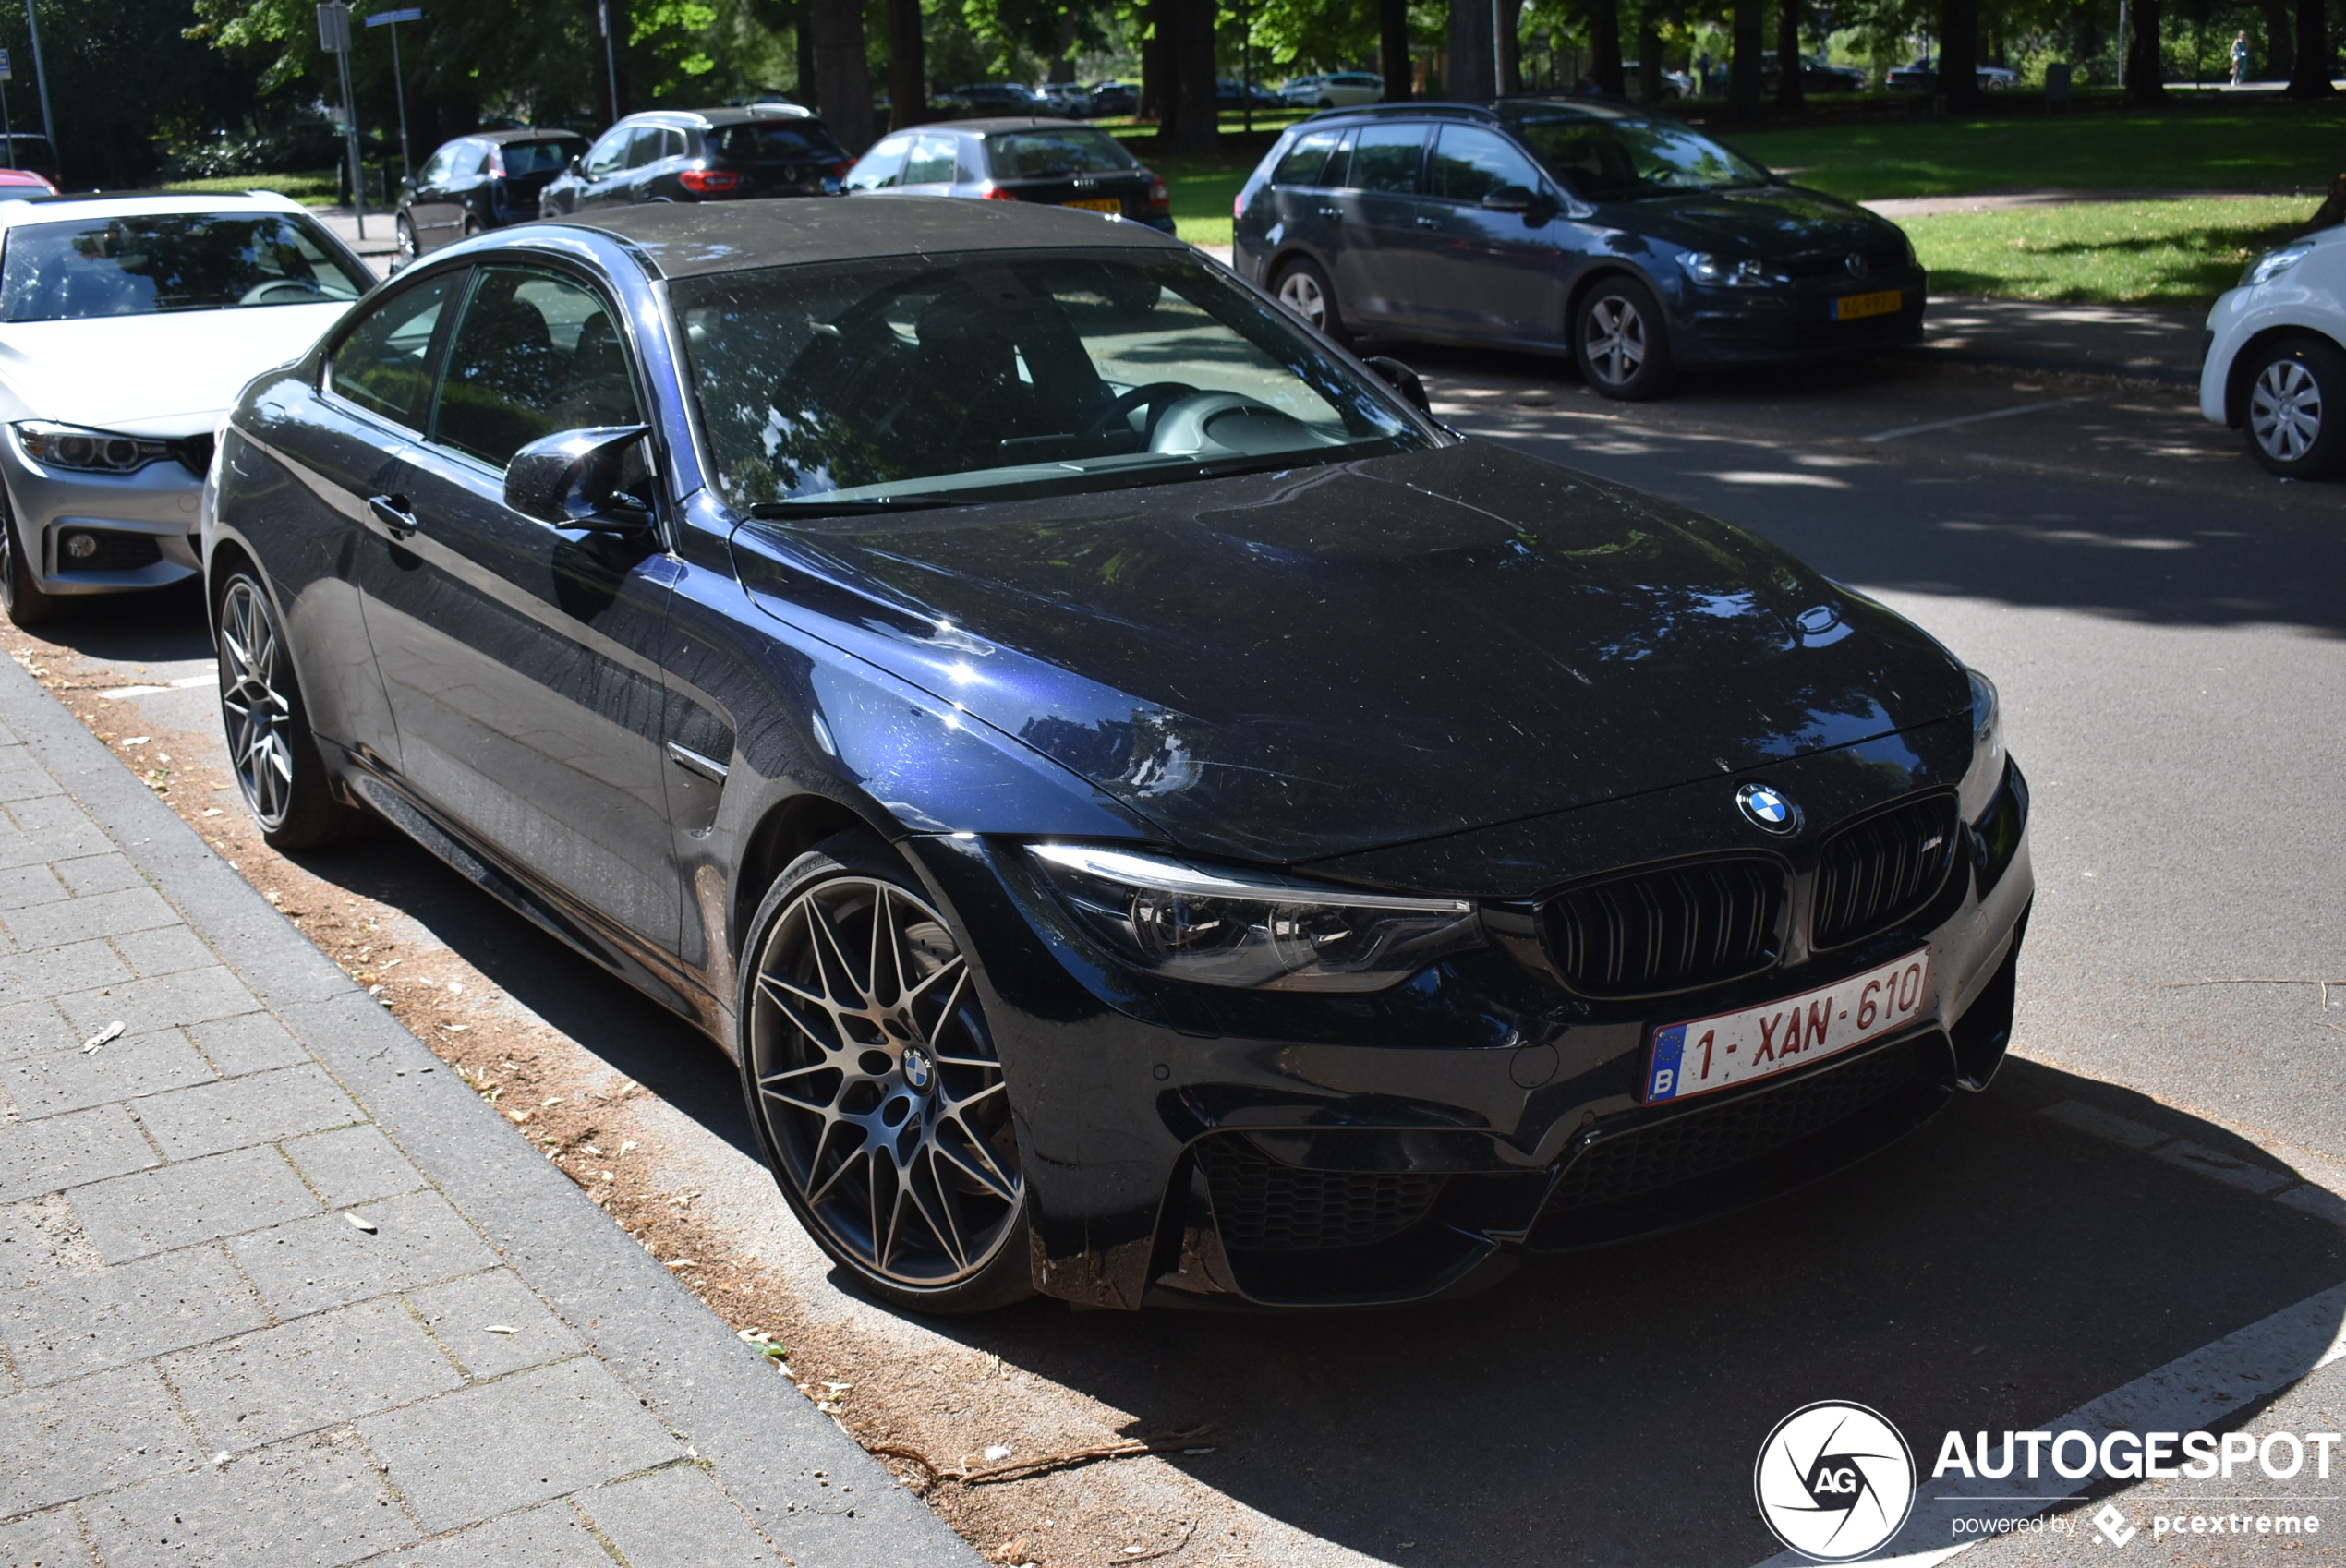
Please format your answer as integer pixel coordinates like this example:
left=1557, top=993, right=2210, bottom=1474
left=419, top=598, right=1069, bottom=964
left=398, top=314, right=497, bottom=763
left=1274, top=258, right=1350, bottom=346
left=740, top=830, right=1034, bottom=1314
left=1575, top=274, right=1677, bottom=401
left=2242, top=336, right=2346, bottom=480
left=394, top=214, right=418, bottom=259
left=461, top=215, right=480, bottom=239
left=214, top=571, right=373, bottom=850
left=0, top=488, right=58, bottom=627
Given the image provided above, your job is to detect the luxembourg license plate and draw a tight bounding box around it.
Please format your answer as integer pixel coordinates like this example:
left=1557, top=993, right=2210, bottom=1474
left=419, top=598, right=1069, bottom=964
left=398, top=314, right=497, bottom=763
left=1643, top=948, right=1931, bottom=1104
left=1833, top=289, right=1904, bottom=321
left=1063, top=197, right=1122, bottom=212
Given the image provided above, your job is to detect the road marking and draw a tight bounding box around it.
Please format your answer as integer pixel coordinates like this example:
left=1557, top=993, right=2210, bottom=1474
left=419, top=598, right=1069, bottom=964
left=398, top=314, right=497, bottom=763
left=98, top=675, right=213, bottom=699
left=1861, top=398, right=2085, bottom=443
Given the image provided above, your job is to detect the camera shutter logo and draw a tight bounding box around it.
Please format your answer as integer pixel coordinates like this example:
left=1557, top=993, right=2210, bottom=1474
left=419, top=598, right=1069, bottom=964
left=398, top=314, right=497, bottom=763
left=1753, top=1401, right=1916, bottom=1562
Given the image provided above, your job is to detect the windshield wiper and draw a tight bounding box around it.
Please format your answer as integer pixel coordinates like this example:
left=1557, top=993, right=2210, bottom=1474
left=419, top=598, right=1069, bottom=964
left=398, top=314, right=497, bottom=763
left=747, top=496, right=962, bottom=520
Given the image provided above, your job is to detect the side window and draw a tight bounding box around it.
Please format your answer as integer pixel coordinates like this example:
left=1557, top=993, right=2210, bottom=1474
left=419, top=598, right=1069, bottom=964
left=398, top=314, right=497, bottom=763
left=903, top=133, right=959, bottom=184
left=848, top=135, right=912, bottom=191
left=1319, top=128, right=1355, bottom=189
left=1429, top=126, right=1542, bottom=201
left=453, top=143, right=490, bottom=179
left=430, top=266, right=645, bottom=471
left=416, top=147, right=454, bottom=187
left=1348, top=124, right=1425, bottom=194
left=624, top=127, right=668, bottom=170
left=584, top=127, right=630, bottom=176
left=1271, top=129, right=1342, bottom=187
left=327, top=273, right=454, bottom=429
left=663, top=127, right=690, bottom=160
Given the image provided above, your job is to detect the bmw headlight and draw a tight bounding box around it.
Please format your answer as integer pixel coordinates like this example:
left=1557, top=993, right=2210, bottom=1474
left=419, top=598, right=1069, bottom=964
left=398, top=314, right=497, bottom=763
left=2243, top=244, right=2313, bottom=288
left=1680, top=252, right=1786, bottom=289
left=1957, top=667, right=2006, bottom=821
left=1030, top=843, right=1482, bottom=992
left=14, top=420, right=174, bottom=474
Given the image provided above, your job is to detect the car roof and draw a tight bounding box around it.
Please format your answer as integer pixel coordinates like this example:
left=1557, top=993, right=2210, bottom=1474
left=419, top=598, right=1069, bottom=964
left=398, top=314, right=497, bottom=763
left=476, top=127, right=587, bottom=144
left=1305, top=95, right=1660, bottom=127
left=538, top=195, right=1183, bottom=279
left=620, top=106, right=828, bottom=129
left=937, top=116, right=1096, bottom=136
left=0, top=190, right=308, bottom=227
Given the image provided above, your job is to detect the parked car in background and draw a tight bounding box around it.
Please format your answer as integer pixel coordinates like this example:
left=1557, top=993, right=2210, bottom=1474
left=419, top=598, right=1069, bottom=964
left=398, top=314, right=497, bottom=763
left=395, top=128, right=589, bottom=259
left=539, top=108, right=847, bottom=216
left=1087, top=79, right=1140, bottom=116
left=1233, top=99, right=1925, bottom=400
left=0, top=191, right=369, bottom=624
left=2201, top=226, right=2346, bottom=479
left=0, top=169, right=57, bottom=196
left=1886, top=57, right=2018, bottom=90
left=1764, top=55, right=1869, bottom=91
left=1038, top=82, right=1094, bottom=116
left=844, top=118, right=1174, bottom=234
left=1618, top=62, right=1696, bottom=101
left=1287, top=71, right=1384, bottom=107
left=1216, top=79, right=1285, bottom=112
left=938, top=83, right=1052, bottom=117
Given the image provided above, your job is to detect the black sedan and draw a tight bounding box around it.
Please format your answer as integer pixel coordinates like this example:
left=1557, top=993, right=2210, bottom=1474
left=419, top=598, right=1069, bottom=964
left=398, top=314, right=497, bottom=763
left=1234, top=98, right=1925, bottom=399
left=395, top=128, right=588, bottom=259
left=204, top=199, right=2031, bottom=1313
left=843, top=118, right=1174, bottom=234
left=538, top=107, right=848, bottom=215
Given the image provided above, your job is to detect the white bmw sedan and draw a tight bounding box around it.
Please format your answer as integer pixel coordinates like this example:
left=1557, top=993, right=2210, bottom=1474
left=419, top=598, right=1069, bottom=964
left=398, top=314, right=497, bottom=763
left=0, top=191, right=372, bottom=623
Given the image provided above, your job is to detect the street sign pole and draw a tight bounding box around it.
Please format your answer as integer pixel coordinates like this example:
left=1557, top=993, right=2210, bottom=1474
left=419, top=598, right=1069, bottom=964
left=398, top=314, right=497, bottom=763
left=318, top=2, right=365, bottom=238
left=364, top=8, right=423, bottom=182
left=598, top=0, right=620, bottom=124
left=21, top=0, right=53, bottom=176
left=0, top=50, right=15, bottom=172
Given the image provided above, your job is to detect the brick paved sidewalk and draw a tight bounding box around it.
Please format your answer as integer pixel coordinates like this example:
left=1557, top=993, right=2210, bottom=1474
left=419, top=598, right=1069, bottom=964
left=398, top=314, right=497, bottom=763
left=0, top=659, right=973, bottom=1566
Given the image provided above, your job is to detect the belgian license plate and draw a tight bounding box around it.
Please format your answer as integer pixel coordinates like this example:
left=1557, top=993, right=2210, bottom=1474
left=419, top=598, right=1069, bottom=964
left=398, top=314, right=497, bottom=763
left=1833, top=289, right=1904, bottom=321
left=1644, top=949, right=1931, bottom=1104
left=1063, top=198, right=1122, bottom=212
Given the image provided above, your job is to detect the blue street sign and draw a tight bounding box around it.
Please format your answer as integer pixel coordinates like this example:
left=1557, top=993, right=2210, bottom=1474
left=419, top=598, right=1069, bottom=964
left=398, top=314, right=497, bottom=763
left=366, top=7, right=422, bottom=24
left=0, top=51, right=13, bottom=84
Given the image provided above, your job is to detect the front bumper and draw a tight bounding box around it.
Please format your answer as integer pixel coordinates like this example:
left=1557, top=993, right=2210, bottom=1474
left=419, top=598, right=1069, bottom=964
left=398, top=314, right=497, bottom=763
left=1673, top=267, right=1929, bottom=368
left=1, top=438, right=206, bottom=597
left=904, top=730, right=2035, bottom=1310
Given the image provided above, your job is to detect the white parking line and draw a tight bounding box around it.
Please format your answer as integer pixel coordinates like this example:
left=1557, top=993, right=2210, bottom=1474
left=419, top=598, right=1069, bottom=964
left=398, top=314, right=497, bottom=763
left=97, top=675, right=213, bottom=699
left=1860, top=399, right=2086, bottom=443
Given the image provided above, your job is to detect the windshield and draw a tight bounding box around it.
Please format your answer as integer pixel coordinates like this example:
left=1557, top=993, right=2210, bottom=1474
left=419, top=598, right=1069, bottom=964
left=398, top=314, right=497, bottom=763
left=498, top=139, right=582, bottom=175
left=986, top=129, right=1139, bottom=178
left=1507, top=111, right=1770, bottom=200
left=0, top=213, right=371, bottom=321
left=711, top=122, right=841, bottom=163
left=674, top=250, right=1426, bottom=513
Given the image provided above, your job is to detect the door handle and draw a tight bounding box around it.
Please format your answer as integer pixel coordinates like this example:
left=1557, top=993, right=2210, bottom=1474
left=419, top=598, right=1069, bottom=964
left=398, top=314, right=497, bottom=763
left=1317, top=205, right=1342, bottom=220
left=1414, top=215, right=1441, bottom=229
left=367, top=494, right=420, bottom=539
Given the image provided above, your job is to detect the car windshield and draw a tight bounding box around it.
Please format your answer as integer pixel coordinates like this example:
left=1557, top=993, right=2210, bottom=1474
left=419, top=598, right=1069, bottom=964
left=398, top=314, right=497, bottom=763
left=1506, top=109, right=1770, bottom=199
left=0, top=213, right=371, bottom=321
left=675, top=250, right=1426, bottom=513
left=986, top=129, right=1139, bottom=178
left=711, top=122, right=840, bottom=162
left=498, top=139, right=581, bottom=175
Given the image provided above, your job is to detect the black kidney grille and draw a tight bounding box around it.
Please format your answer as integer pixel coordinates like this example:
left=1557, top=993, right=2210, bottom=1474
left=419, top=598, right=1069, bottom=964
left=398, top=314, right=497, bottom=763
left=1544, top=1041, right=1919, bottom=1213
left=1201, top=1136, right=1445, bottom=1252
left=1544, top=857, right=1784, bottom=996
left=1811, top=794, right=1960, bottom=948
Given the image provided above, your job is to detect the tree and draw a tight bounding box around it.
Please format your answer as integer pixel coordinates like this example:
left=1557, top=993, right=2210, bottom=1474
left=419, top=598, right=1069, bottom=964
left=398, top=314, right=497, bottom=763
left=1447, top=0, right=1494, bottom=95
left=2285, top=0, right=2332, bottom=92
left=1174, top=0, right=1218, bottom=150
left=807, top=0, right=874, bottom=147
left=1586, top=0, right=1626, bottom=92
left=1774, top=0, right=1802, bottom=106
left=1727, top=0, right=1764, bottom=112
left=2123, top=0, right=2165, bottom=100
left=888, top=0, right=927, bottom=129
left=1380, top=0, right=1413, bottom=96
left=1941, top=0, right=1982, bottom=109
left=2258, top=0, right=2294, bottom=79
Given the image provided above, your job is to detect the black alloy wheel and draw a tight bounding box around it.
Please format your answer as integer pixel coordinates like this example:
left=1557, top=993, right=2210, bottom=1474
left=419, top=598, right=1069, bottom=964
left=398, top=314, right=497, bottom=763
left=1274, top=257, right=1349, bottom=346
left=0, top=488, right=57, bottom=627
left=213, top=571, right=371, bottom=850
left=393, top=214, right=418, bottom=260
left=1575, top=274, right=1677, bottom=401
left=742, top=832, right=1033, bottom=1313
left=2242, top=335, right=2346, bottom=480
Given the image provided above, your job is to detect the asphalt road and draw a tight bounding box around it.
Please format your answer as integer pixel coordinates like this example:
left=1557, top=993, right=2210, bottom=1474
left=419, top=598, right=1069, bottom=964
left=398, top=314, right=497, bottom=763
left=34, top=350, right=2346, bottom=1568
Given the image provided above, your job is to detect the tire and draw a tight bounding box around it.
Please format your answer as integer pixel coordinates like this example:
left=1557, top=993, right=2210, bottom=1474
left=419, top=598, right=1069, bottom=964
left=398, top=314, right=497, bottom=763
left=1574, top=273, right=1678, bottom=401
left=2241, top=335, right=2346, bottom=480
left=212, top=570, right=373, bottom=850
left=739, top=830, right=1034, bottom=1314
left=393, top=214, right=418, bottom=260
left=0, top=488, right=59, bottom=627
left=1273, top=257, right=1350, bottom=346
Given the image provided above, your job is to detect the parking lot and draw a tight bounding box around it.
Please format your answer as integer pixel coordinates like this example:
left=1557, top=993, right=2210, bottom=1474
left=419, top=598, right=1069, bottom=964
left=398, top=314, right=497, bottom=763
left=16, top=337, right=2342, bottom=1567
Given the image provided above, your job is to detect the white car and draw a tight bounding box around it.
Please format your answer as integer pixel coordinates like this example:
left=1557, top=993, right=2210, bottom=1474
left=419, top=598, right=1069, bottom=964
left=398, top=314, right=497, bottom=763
left=1283, top=71, right=1383, bottom=108
left=0, top=191, right=372, bottom=623
left=2201, top=225, right=2346, bottom=479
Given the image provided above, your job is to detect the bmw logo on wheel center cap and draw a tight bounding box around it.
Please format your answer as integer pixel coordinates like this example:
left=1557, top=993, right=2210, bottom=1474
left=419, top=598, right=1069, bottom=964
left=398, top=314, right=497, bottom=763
left=1737, top=782, right=1800, bottom=834
left=901, top=1046, right=934, bottom=1092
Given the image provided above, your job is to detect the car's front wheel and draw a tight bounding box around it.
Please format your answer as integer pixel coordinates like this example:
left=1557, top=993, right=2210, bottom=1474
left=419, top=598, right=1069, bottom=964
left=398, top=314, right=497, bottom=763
left=2241, top=335, right=2346, bottom=480
left=740, top=831, right=1034, bottom=1314
left=214, top=570, right=373, bottom=849
left=1575, top=274, right=1677, bottom=400
left=1274, top=257, right=1349, bottom=346
left=393, top=214, right=418, bottom=260
left=0, top=488, right=58, bottom=627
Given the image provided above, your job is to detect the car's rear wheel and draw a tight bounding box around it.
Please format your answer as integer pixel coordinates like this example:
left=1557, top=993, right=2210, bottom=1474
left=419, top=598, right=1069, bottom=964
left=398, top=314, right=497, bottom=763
left=393, top=214, right=417, bottom=260
left=1274, top=257, right=1349, bottom=346
left=2242, top=335, right=2346, bottom=480
left=741, top=831, right=1034, bottom=1314
left=1575, top=274, right=1677, bottom=400
left=214, top=571, right=373, bottom=850
left=0, top=489, right=59, bottom=627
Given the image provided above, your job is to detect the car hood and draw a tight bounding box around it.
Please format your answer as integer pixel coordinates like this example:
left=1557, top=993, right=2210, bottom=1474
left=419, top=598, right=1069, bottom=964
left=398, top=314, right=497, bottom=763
left=0, top=304, right=350, bottom=435
left=1601, top=185, right=1904, bottom=261
left=733, top=440, right=1969, bottom=866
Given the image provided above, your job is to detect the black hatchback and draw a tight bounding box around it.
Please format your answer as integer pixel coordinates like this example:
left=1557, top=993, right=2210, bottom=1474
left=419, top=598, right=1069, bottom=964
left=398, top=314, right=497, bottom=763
left=1233, top=98, right=1925, bottom=399
left=395, top=128, right=589, bottom=259
left=538, top=107, right=848, bottom=216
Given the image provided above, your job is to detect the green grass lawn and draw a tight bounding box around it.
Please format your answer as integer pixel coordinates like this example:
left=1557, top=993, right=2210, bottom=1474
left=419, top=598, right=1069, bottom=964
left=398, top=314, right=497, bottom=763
left=1905, top=195, right=2305, bottom=305
left=162, top=171, right=339, bottom=206
left=1724, top=104, right=2346, bottom=200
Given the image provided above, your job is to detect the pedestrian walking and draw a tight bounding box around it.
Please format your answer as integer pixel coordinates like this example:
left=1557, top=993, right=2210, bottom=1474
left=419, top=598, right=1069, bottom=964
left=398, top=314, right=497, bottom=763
left=2231, top=30, right=2251, bottom=85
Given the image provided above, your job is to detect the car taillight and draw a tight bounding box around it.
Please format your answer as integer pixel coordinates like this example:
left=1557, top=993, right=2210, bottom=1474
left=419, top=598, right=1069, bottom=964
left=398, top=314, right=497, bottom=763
left=1148, top=177, right=1171, bottom=211
left=828, top=159, right=852, bottom=178
left=979, top=182, right=1019, bottom=200
left=679, top=168, right=743, bottom=194
left=488, top=151, right=507, bottom=177
left=1233, top=191, right=1243, bottom=220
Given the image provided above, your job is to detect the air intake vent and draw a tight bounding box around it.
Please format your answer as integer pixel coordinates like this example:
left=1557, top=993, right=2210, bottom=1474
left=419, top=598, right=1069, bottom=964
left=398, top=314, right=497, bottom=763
left=1811, top=793, right=1960, bottom=948
left=1543, top=857, right=1785, bottom=997
left=1200, top=1136, right=1445, bottom=1252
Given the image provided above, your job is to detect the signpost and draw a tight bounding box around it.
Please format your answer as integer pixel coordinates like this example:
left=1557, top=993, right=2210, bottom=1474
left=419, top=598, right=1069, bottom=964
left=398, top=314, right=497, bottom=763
left=364, top=7, right=422, bottom=183
left=20, top=1, right=52, bottom=176
left=597, top=0, right=620, bottom=125
left=317, top=2, right=365, bottom=237
left=0, top=49, right=14, bottom=173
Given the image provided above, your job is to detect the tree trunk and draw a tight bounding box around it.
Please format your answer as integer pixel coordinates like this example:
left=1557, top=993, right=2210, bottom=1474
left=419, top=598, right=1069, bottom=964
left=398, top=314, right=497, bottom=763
left=1447, top=0, right=1495, bottom=98
left=2124, top=0, right=2165, bottom=102
left=1941, top=0, right=1983, bottom=109
left=1587, top=0, right=1623, bottom=94
left=1143, top=0, right=1176, bottom=126
left=1174, top=0, right=1218, bottom=152
left=794, top=1, right=818, bottom=108
left=2286, top=0, right=2332, bottom=94
left=1381, top=0, right=1413, bottom=98
left=1728, top=0, right=1765, bottom=114
left=1499, top=0, right=1527, bottom=92
left=1638, top=7, right=1663, bottom=101
left=1775, top=0, right=1804, bottom=107
left=2260, top=0, right=2295, bottom=78
left=887, top=0, right=926, bottom=133
left=808, top=0, right=876, bottom=150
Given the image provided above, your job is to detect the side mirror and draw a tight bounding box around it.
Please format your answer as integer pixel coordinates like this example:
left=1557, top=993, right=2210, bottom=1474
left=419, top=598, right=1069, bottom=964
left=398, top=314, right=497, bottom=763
left=504, top=425, right=656, bottom=534
left=1481, top=184, right=1535, bottom=212
left=1362, top=355, right=1431, bottom=416
left=569, top=155, right=584, bottom=176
